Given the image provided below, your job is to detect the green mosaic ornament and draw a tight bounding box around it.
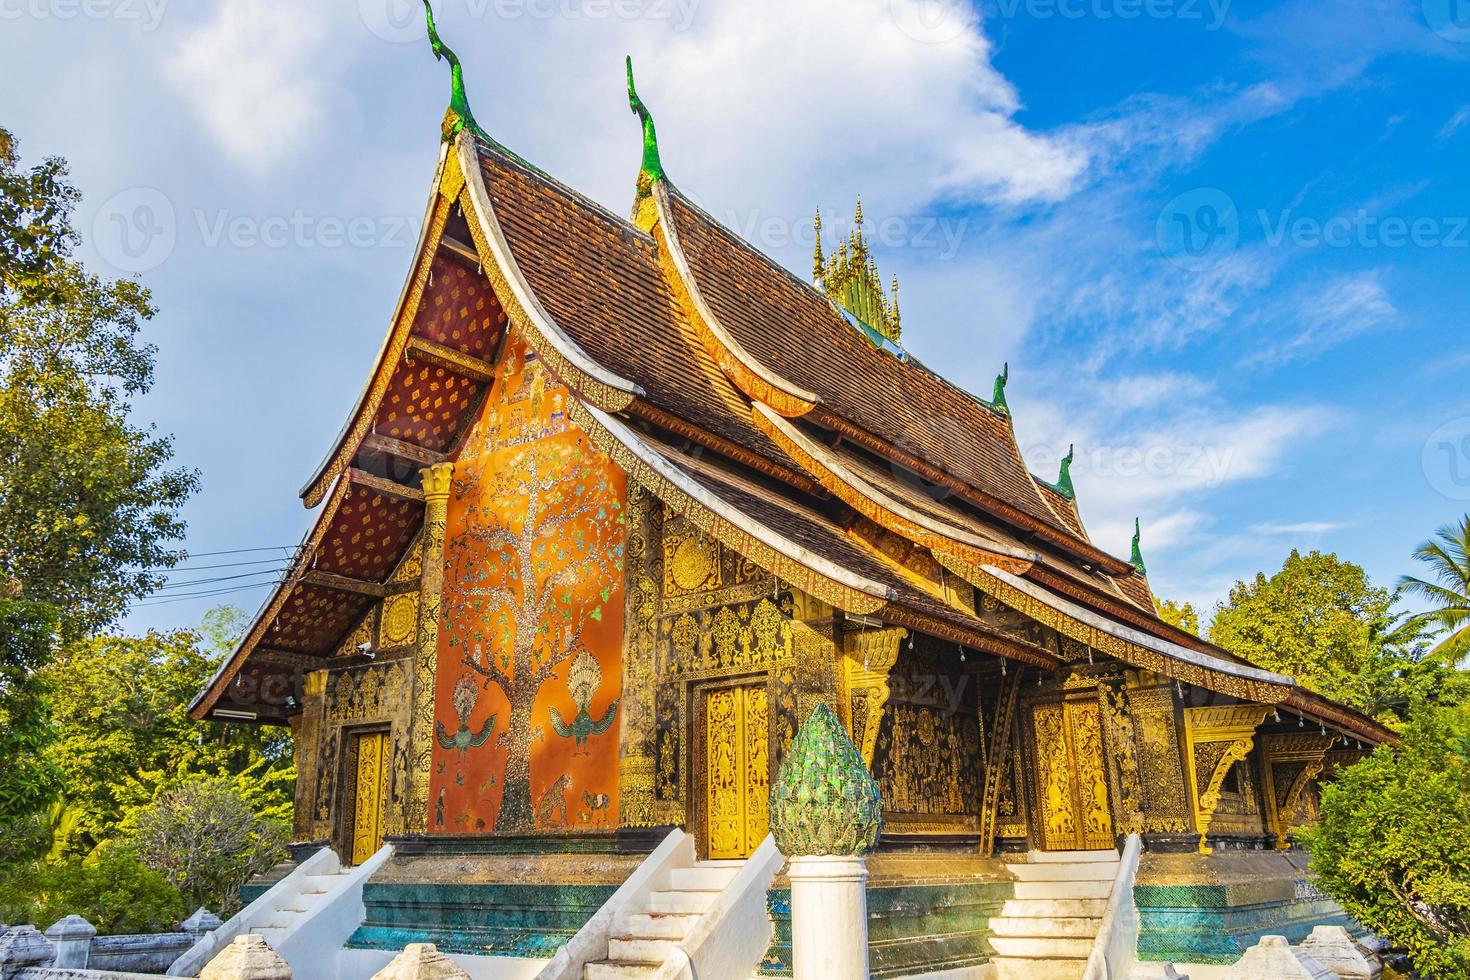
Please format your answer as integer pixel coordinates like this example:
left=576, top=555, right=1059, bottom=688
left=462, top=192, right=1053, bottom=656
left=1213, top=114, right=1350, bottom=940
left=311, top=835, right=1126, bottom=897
left=1131, top=517, right=1147, bottom=576
left=626, top=56, right=666, bottom=184
left=1041, top=444, right=1076, bottom=501
left=769, top=702, right=883, bottom=857
left=423, top=0, right=489, bottom=142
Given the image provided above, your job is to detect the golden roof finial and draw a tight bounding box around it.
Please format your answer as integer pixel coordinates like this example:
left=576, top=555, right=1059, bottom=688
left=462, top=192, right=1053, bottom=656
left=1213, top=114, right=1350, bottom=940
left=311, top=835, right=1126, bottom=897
left=813, top=208, right=824, bottom=282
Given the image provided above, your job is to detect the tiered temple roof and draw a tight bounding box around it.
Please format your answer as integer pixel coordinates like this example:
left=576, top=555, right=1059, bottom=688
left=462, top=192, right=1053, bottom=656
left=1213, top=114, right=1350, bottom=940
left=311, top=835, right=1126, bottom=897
left=191, top=58, right=1392, bottom=747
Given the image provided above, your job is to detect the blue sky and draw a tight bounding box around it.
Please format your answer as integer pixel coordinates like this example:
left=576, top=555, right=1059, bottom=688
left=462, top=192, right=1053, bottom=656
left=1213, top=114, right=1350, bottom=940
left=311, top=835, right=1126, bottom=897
left=2, top=0, right=1466, bottom=635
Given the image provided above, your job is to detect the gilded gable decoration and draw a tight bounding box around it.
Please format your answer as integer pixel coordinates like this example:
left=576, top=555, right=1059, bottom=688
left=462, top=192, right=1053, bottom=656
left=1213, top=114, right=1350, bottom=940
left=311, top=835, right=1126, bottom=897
left=1183, top=704, right=1272, bottom=853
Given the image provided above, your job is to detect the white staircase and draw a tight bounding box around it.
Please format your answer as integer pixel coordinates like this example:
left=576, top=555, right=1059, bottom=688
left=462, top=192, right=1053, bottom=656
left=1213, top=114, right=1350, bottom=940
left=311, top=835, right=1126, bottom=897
left=584, top=860, right=743, bottom=979
left=990, top=850, right=1121, bottom=980
left=170, top=844, right=393, bottom=978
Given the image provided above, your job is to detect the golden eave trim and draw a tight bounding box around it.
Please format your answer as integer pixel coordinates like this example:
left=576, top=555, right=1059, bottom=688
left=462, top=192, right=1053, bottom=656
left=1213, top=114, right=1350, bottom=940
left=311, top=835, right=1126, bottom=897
left=753, top=402, right=1038, bottom=576
left=456, top=133, right=642, bottom=412
left=941, top=556, right=1294, bottom=703
left=652, top=182, right=819, bottom=418
left=809, top=406, right=1136, bottom=578
left=300, top=142, right=455, bottom=508
left=877, top=604, right=1060, bottom=670
left=569, top=399, right=889, bottom=615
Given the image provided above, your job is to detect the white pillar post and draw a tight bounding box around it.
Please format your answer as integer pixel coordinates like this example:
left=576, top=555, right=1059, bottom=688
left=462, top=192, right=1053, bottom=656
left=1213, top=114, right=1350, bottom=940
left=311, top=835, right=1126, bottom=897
left=787, top=855, right=870, bottom=980
left=44, top=915, right=96, bottom=969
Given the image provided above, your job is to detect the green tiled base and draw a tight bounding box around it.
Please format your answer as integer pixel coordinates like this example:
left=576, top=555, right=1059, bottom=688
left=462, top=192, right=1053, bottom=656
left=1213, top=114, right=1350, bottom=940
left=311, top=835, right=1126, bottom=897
left=238, top=883, right=271, bottom=906
left=759, top=880, right=1012, bottom=978
left=345, top=881, right=617, bottom=958
left=1135, top=883, right=1359, bottom=964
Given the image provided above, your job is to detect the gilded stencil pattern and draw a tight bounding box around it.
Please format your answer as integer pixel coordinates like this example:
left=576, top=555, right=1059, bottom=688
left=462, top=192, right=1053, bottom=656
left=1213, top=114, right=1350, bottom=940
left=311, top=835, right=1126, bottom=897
left=306, top=662, right=414, bottom=844
left=352, top=732, right=389, bottom=864
left=1030, top=698, right=1114, bottom=850
left=1129, top=685, right=1191, bottom=833
left=618, top=489, right=659, bottom=828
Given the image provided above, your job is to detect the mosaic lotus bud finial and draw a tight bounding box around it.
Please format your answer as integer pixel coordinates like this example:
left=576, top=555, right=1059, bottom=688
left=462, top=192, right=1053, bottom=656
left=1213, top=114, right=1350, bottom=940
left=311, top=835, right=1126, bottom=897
left=769, top=702, right=883, bottom=856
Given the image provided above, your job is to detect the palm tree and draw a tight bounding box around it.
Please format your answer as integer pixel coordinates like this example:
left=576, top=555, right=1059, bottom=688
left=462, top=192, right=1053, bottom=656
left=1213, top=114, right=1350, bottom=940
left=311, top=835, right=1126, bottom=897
left=1399, top=516, right=1470, bottom=664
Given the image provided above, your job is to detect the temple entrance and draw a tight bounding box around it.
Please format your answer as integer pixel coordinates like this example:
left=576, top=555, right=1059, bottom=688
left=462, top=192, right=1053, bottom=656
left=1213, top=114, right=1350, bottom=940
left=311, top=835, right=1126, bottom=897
left=702, top=681, right=770, bottom=859
left=350, top=730, right=389, bottom=865
left=1030, top=700, right=1114, bottom=850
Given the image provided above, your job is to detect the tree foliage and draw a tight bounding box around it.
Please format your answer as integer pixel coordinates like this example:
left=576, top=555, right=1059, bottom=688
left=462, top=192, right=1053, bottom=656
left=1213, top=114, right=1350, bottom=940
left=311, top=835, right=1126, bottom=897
left=0, top=845, right=186, bottom=936
left=1156, top=597, right=1200, bottom=635
left=1400, top=516, right=1470, bottom=665
left=0, top=126, right=197, bottom=638
left=1207, top=550, right=1447, bottom=717
left=41, top=624, right=293, bottom=852
left=0, top=597, right=62, bottom=818
left=124, top=776, right=289, bottom=918
left=1299, top=706, right=1470, bottom=979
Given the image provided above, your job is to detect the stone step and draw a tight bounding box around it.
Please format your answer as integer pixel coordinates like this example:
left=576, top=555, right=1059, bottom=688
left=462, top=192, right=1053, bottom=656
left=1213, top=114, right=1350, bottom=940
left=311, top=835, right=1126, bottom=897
left=667, top=866, right=738, bottom=891
left=612, top=911, right=700, bottom=940
left=1025, top=850, right=1120, bottom=864
left=1012, top=879, right=1111, bottom=900
left=992, top=955, right=1088, bottom=980
left=990, top=936, right=1095, bottom=959
left=585, top=962, right=659, bottom=980
left=1009, top=862, right=1118, bottom=882
left=695, top=859, right=744, bottom=867
left=608, top=937, right=677, bottom=963
left=1000, top=898, right=1107, bottom=919
left=646, top=889, right=717, bottom=915
left=990, top=916, right=1100, bottom=939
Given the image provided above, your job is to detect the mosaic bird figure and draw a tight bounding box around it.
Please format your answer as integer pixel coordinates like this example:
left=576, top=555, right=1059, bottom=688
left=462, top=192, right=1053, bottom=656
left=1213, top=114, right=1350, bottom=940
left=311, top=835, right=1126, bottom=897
left=549, top=647, right=618, bottom=754
left=436, top=675, right=496, bottom=758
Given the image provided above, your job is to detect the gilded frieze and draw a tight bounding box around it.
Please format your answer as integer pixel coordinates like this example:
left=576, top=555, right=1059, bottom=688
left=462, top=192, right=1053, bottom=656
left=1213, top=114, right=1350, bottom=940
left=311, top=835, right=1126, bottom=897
left=1128, top=685, right=1191, bottom=833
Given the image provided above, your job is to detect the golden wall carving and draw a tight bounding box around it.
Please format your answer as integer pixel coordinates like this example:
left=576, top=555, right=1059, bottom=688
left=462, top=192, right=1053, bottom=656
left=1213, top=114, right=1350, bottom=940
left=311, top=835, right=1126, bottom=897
left=618, top=488, right=660, bottom=828
left=1029, top=698, right=1113, bottom=850
left=1128, top=685, right=1191, bottom=833
left=1261, top=733, right=1334, bottom=849
left=1183, top=704, right=1271, bottom=853
left=407, top=462, right=454, bottom=833
left=839, top=626, right=907, bottom=767
left=869, top=636, right=981, bottom=830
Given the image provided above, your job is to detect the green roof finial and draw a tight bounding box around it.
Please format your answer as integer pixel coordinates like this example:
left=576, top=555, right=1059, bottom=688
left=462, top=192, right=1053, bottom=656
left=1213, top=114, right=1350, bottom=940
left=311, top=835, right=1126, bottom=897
left=1054, top=444, right=1075, bottom=499
left=423, top=0, right=486, bottom=142
left=769, top=703, right=883, bottom=856
left=1131, top=517, right=1147, bottom=575
left=991, top=362, right=1010, bottom=415
left=626, top=56, right=666, bottom=184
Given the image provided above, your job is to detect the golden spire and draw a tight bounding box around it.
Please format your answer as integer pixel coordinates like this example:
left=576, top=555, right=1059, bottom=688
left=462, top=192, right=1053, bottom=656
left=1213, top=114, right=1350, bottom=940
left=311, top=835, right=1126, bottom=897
left=813, top=208, right=824, bottom=283
left=812, top=197, right=902, bottom=343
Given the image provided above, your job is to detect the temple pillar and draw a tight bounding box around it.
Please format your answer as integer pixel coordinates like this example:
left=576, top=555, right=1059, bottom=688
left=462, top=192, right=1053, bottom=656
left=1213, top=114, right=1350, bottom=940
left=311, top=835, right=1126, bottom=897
left=787, top=856, right=871, bottom=980
left=1182, top=705, right=1271, bottom=854
left=294, top=670, right=328, bottom=843
left=407, top=461, right=454, bottom=834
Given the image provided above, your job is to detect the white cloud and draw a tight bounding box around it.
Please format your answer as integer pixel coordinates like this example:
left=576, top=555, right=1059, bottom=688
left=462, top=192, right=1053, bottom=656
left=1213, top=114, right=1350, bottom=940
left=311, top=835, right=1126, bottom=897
left=166, top=0, right=336, bottom=174
left=1251, top=520, right=1351, bottom=535
left=1440, top=105, right=1470, bottom=141
left=1246, top=271, right=1398, bottom=366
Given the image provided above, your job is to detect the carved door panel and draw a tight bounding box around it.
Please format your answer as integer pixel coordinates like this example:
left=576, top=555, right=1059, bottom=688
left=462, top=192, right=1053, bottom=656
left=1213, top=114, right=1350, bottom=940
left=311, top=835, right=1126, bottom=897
left=351, top=731, right=389, bottom=865
left=704, top=683, right=770, bottom=859
left=1031, top=700, right=1114, bottom=850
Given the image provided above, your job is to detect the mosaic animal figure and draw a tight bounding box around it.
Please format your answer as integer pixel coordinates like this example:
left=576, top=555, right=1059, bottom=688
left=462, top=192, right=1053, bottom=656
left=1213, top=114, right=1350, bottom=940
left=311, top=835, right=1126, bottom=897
left=535, top=774, right=573, bottom=828
left=549, top=647, right=618, bottom=754
left=582, top=790, right=611, bottom=827
left=436, top=675, right=496, bottom=759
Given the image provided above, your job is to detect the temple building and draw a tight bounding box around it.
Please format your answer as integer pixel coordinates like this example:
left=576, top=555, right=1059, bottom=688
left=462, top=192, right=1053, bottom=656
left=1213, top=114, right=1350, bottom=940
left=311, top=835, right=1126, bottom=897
left=190, top=16, right=1393, bottom=979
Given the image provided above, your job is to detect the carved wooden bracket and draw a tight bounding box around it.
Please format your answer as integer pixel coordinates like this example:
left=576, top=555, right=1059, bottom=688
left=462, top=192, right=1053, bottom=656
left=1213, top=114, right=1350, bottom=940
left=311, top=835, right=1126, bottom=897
left=1261, top=732, right=1336, bottom=849
left=1183, top=704, right=1271, bottom=854
left=839, top=626, right=908, bottom=767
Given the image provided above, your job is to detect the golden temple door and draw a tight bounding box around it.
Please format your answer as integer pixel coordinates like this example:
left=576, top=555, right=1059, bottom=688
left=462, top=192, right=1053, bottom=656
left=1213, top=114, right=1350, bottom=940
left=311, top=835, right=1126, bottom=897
left=351, top=731, right=389, bottom=865
left=703, top=683, right=770, bottom=859
left=1030, top=700, right=1114, bottom=850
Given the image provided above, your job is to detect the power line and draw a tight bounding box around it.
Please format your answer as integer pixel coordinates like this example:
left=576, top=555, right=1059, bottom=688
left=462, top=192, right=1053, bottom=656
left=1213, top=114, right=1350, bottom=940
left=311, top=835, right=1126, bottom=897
left=177, top=546, right=298, bottom=559
left=158, top=557, right=296, bottom=574
left=134, top=582, right=277, bottom=607
left=150, top=568, right=287, bottom=591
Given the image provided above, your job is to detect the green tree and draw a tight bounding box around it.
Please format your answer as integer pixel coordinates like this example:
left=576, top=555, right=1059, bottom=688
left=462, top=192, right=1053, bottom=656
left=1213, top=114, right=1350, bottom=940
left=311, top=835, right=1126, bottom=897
left=1400, top=516, right=1470, bottom=665
left=0, top=127, right=197, bottom=638
left=1157, top=597, right=1200, bottom=635
left=42, top=622, right=292, bottom=850
left=122, top=776, right=288, bottom=917
left=0, top=845, right=185, bottom=936
left=0, top=597, right=62, bottom=820
left=1210, top=550, right=1397, bottom=709
left=1299, top=705, right=1470, bottom=979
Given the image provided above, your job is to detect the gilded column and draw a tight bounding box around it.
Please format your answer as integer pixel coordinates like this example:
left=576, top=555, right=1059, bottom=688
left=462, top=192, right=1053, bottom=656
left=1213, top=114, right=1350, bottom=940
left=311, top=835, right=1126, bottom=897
left=407, top=462, right=454, bottom=834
